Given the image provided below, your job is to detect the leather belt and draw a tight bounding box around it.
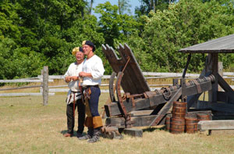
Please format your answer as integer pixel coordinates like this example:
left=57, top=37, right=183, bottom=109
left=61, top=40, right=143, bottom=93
left=84, top=85, right=99, bottom=89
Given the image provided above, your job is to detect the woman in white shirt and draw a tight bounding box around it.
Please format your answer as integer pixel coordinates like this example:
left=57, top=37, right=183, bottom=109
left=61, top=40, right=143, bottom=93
left=63, top=47, right=85, bottom=138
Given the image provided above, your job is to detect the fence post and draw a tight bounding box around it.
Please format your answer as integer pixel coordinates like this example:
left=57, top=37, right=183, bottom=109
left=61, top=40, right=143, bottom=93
left=42, top=66, right=49, bottom=105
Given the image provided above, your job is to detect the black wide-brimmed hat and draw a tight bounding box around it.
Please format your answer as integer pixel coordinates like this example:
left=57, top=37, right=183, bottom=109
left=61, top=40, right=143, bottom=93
left=82, top=40, right=95, bottom=52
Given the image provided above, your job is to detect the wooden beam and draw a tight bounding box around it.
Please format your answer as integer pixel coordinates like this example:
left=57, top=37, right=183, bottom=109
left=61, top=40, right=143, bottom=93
left=187, top=94, right=201, bottom=109
left=149, top=88, right=182, bottom=126
left=102, top=44, right=150, bottom=95
left=186, top=60, right=208, bottom=109
left=105, top=77, right=213, bottom=116
left=208, top=53, right=218, bottom=102
left=0, top=85, right=41, bottom=91
left=211, top=103, right=234, bottom=113
left=130, top=110, right=153, bottom=116
left=105, top=115, right=158, bottom=128
left=217, top=92, right=234, bottom=103
left=218, top=62, right=223, bottom=91
left=0, top=93, right=55, bottom=96
left=191, top=101, right=234, bottom=112
left=105, top=90, right=178, bottom=116
left=198, top=120, right=234, bottom=131
left=0, top=79, right=53, bottom=83
left=123, top=128, right=143, bottom=137
left=218, top=73, right=234, bottom=92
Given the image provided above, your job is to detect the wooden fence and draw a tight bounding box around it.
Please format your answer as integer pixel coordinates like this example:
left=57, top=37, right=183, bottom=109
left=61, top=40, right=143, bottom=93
left=0, top=66, right=234, bottom=105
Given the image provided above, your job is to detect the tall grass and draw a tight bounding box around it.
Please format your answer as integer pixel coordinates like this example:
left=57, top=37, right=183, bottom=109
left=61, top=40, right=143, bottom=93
left=1, top=93, right=234, bottom=154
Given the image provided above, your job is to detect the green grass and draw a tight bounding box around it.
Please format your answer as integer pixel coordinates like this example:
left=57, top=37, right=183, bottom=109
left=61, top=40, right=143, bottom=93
left=1, top=93, right=234, bottom=154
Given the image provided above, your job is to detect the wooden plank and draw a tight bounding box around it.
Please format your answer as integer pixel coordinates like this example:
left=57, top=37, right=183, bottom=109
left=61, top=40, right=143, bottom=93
left=123, top=128, right=143, bottom=137
left=0, top=85, right=41, bottom=91
left=191, top=101, right=212, bottom=110
left=102, top=44, right=150, bottom=94
left=105, top=115, right=158, bottom=128
left=211, top=103, right=234, bottom=113
left=218, top=73, right=234, bottom=92
left=179, top=33, right=234, bottom=53
left=119, top=44, right=150, bottom=93
left=187, top=110, right=212, bottom=115
left=212, top=115, right=234, bottom=120
left=33, top=72, right=232, bottom=80
left=130, top=110, right=153, bottom=116
left=198, top=120, right=234, bottom=130
left=0, top=93, right=55, bottom=96
left=191, top=101, right=234, bottom=112
left=187, top=94, right=201, bottom=109
left=102, top=45, right=134, bottom=94
left=149, top=88, right=182, bottom=126
left=218, top=62, right=223, bottom=91
left=0, top=79, right=53, bottom=83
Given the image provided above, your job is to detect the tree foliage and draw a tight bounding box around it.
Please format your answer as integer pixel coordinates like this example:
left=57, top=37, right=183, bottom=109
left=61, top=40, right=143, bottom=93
left=128, top=0, right=234, bottom=72
left=0, top=0, right=234, bottom=79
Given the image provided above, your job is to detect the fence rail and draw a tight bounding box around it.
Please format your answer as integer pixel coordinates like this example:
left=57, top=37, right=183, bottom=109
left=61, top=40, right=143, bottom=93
left=1, top=68, right=234, bottom=105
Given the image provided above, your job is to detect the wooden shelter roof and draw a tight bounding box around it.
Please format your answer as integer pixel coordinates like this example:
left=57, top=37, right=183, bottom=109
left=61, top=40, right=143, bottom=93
left=179, top=34, right=234, bottom=53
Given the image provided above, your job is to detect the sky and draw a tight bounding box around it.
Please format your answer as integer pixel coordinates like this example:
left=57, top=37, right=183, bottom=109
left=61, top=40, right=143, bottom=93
left=92, top=0, right=141, bottom=17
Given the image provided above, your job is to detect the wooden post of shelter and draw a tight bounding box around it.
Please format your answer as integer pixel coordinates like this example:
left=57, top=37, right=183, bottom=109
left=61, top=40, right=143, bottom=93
left=42, top=66, right=49, bottom=105
left=208, top=53, right=219, bottom=103
left=218, top=62, right=223, bottom=91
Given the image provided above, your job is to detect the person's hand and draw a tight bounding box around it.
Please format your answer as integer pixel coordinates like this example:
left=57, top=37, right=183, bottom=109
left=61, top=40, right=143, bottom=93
left=70, top=76, right=79, bottom=81
left=65, top=76, right=71, bottom=82
left=79, top=72, right=86, bottom=77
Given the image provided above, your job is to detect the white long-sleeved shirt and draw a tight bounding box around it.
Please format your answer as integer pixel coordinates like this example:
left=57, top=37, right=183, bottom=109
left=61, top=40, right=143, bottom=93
left=64, top=62, right=83, bottom=92
left=82, top=55, right=105, bottom=86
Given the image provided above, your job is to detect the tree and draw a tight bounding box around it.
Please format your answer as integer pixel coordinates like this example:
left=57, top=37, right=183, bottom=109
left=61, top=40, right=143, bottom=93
left=135, top=0, right=177, bottom=16
left=118, top=0, right=131, bottom=15
left=130, top=0, right=234, bottom=72
left=94, top=2, right=140, bottom=48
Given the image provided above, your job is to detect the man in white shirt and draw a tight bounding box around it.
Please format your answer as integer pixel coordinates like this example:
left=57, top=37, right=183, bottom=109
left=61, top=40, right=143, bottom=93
left=78, top=40, right=105, bottom=143
left=63, top=47, right=85, bottom=138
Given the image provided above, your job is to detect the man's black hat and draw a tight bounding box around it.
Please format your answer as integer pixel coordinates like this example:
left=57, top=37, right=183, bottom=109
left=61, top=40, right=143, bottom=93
left=82, top=40, right=96, bottom=52
left=79, top=47, right=83, bottom=52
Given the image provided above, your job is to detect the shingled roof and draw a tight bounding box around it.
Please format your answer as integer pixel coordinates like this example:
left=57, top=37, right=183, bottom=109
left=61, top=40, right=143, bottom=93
left=179, top=34, right=234, bottom=53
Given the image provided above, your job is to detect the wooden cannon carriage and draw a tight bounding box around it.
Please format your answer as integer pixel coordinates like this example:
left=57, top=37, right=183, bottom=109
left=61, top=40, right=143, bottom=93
left=101, top=34, right=234, bottom=136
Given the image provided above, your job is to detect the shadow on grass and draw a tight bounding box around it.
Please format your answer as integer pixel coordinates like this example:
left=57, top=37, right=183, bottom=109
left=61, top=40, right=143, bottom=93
left=142, top=125, right=166, bottom=132
left=60, top=130, right=88, bottom=137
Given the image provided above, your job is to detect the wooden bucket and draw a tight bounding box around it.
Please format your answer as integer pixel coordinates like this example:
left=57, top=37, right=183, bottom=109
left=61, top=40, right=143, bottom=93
left=165, top=114, right=172, bottom=131
left=197, top=113, right=211, bottom=121
left=170, top=118, right=185, bottom=134
left=185, top=116, right=198, bottom=134
left=172, top=102, right=187, bottom=118
left=173, top=101, right=187, bottom=108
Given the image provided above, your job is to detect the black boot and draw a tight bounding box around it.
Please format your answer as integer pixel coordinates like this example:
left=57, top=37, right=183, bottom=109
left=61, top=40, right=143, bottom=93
left=88, top=127, right=101, bottom=143
left=78, top=127, right=93, bottom=140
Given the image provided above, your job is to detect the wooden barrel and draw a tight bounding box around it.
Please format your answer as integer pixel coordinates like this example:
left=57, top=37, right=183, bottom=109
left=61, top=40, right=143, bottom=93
left=172, top=102, right=187, bottom=118
left=173, top=101, right=187, bottom=108
left=197, top=113, right=211, bottom=121
left=185, top=116, right=198, bottom=134
left=165, top=114, right=172, bottom=131
left=170, top=118, right=185, bottom=134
